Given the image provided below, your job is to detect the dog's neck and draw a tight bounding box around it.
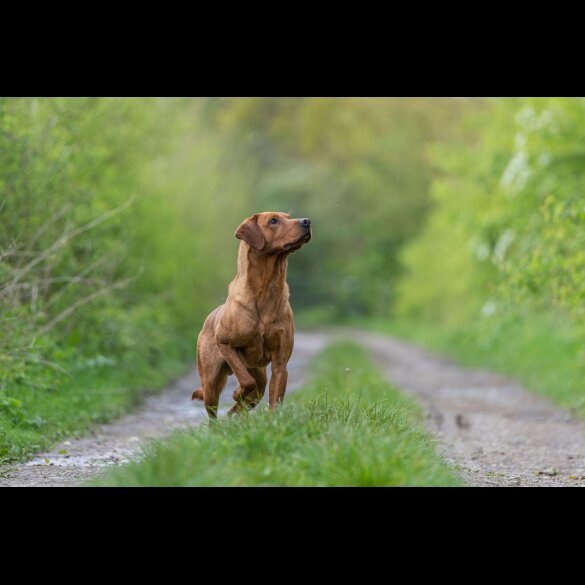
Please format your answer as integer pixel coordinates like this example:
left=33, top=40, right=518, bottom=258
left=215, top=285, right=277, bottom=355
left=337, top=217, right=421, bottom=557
left=231, top=242, right=290, bottom=312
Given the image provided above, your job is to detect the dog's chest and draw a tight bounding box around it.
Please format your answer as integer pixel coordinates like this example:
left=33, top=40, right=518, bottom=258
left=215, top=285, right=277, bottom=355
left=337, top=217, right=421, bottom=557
left=238, top=326, right=289, bottom=368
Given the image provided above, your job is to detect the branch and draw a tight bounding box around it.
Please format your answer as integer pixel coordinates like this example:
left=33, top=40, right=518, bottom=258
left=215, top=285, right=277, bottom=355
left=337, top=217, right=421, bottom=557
left=19, top=355, right=72, bottom=376
left=7, top=276, right=107, bottom=290
left=43, top=250, right=119, bottom=310
left=26, top=204, right=72, bottom=250
left=1, top=196, right=136, bottom=291
left=34, top=276, right=135, bottom=338
left=0, top=241, right=17, bottom=261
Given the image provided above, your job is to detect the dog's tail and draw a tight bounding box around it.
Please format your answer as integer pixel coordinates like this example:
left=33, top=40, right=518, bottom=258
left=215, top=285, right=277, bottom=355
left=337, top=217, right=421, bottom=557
left=192, top=387, right=204, bottom=401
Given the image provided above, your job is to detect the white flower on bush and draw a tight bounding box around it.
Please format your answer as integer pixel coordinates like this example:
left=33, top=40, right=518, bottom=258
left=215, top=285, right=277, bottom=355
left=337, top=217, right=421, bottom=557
left=481, top=301, right=497, bottom=318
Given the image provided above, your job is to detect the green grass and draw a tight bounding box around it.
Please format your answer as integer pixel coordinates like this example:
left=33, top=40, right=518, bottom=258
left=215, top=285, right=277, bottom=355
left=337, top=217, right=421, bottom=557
left=89, top=342, right=462, bottom=487
left=0, top=334, right=192, bottom=464
left=356, top=312, right=585, bottom=416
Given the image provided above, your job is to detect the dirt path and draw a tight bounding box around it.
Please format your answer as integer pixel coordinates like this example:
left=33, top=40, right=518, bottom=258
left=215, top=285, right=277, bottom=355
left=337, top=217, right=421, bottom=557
left=3, top=327, right=585, bottom=487
left=0, top=332, right=331, bottom=487
left=350, top=329, right=585, bottom=487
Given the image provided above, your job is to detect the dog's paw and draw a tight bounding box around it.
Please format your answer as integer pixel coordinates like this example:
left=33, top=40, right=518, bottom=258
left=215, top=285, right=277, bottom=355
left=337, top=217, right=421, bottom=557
left=192, top=388, right=204, bottom=401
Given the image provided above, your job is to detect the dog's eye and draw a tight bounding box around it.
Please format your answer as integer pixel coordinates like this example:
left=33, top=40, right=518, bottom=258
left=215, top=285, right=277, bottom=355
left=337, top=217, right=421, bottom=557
left=269, top=217, right=279, bottom=225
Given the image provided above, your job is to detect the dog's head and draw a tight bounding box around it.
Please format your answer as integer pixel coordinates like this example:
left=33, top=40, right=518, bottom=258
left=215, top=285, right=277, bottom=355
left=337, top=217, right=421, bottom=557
left=235, top=212, right=311, bottom=254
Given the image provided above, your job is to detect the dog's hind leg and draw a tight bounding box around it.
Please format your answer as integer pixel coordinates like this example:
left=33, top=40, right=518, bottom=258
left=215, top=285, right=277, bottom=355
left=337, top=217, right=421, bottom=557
left=195, top=323, right=231, bottom=418
left=201, top=365, right=229, bottom=419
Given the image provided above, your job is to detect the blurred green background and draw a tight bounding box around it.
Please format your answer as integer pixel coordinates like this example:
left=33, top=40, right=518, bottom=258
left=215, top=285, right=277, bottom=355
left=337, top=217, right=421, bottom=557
left=2, top=97, right=585, bottom=460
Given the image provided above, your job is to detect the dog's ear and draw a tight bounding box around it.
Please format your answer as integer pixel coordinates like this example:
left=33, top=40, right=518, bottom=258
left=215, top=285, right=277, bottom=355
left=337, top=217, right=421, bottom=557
left=235, top=214, right=265, bottom=251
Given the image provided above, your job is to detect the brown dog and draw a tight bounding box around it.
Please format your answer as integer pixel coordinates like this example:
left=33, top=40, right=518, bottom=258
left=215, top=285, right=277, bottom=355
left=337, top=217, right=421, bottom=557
left=192, top=212, right=311, bottom=418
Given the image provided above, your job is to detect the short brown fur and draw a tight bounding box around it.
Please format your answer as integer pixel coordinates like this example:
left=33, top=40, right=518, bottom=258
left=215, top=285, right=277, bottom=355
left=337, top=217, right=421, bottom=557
left=192, top=212, right=311, bottom=418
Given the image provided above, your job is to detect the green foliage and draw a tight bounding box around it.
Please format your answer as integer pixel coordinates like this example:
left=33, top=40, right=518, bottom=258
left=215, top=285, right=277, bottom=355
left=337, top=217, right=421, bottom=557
left=209, top=97, right=467, bottom=317
left=397, top=98, right=585, bottom=324
left=90, top=343, right=462, bottom=487
left=0, top=334, right=191, bottom=463
left=394, top=97, right=585, bottom=408
left=0, top=97, right=256, bottom=460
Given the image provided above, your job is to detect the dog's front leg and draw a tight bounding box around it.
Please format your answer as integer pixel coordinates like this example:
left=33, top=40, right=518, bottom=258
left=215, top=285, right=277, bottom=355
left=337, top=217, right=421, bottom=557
left=217, top=343, right=257, bottom=396
left=268, top=361, right=288, bottom=411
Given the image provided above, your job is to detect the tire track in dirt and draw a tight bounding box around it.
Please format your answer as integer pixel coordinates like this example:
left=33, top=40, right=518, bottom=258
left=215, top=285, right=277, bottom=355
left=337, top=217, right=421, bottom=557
left=0, top=332, right=331, bottom=487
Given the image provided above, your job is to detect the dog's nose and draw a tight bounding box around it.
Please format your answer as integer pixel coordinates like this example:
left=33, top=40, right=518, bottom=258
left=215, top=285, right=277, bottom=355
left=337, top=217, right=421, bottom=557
left=299, top=218, right=311, bottom=229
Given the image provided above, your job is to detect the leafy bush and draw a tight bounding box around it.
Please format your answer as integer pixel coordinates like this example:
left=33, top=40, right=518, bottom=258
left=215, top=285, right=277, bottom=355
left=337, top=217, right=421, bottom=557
left=395, top=97, right=585, bottom=407
left=398, top=98, right=585, bottom=321
left=0, top=98, right=256, bottom=458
